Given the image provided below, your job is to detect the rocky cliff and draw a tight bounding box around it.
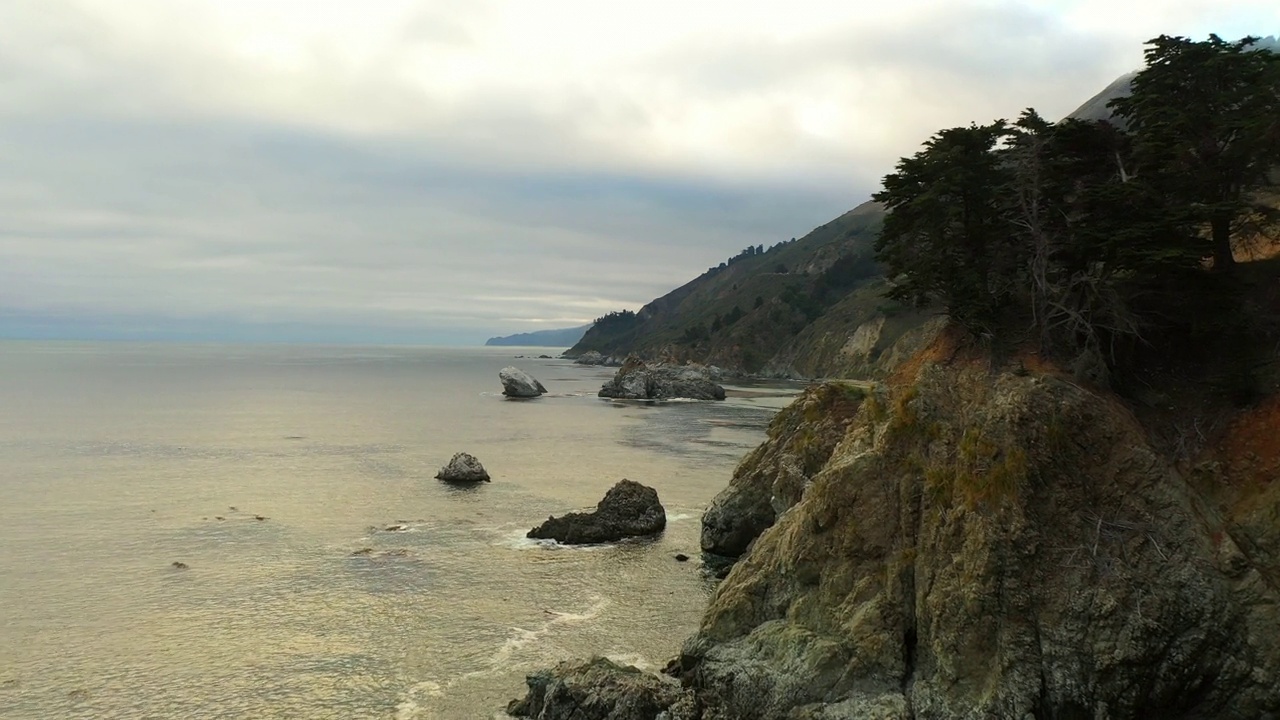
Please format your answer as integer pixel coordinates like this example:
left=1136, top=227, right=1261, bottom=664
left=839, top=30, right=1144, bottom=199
left=701, top=382, right=867, bottom=560
left=510, top=337, right=1280, bottom=719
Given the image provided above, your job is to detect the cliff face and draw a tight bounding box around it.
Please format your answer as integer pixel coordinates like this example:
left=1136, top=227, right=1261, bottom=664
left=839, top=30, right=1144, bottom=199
left=511, top=346, right=1280, bottom=719
left=679, top=358, right=1280, bottom=719
left=701, top=382, right=867, bottom=559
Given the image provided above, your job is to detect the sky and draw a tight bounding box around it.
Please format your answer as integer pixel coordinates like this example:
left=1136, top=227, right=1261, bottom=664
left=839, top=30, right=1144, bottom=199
left=1, top=1, right=1276, bottom=344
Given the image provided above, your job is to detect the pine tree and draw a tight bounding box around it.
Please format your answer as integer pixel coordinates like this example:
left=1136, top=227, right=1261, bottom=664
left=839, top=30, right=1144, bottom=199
left=873, top=122, right=1012, bottom=333
left=1110, top=35, right=1280, bottom=271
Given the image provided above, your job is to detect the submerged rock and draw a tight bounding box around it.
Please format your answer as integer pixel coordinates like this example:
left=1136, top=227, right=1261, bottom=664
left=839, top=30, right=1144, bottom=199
left=435, top=452, right=491, bottom=483
left=499, top=366, right=548, bottom=398
left=507, top=657, right=687, bottom=720
left=598, top=357, right=725, bottom=401
left=527, top=479, right=666, bottom=544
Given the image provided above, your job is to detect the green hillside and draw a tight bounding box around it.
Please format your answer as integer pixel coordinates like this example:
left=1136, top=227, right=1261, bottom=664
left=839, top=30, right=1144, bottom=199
left=567, top=200, right=933, bottom=376
left=571, top=34, right=1280, bottom=380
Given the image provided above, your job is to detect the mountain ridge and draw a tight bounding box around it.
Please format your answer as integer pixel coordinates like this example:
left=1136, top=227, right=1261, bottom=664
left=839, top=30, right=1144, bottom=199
left=484, top=324, right=591, bottom=347
left=567, top=200, right=937, bottom=379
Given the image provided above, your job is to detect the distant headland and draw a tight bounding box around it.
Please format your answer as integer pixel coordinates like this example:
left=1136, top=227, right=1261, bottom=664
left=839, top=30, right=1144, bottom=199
left=484, top=324, right=592, bottom=347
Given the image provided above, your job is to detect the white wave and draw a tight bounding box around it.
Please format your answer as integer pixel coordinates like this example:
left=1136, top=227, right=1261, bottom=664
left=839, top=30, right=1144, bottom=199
left=484, top=595, right=609, bottom=667
left=395, top=596, right=610, bottom=714
left=604, top=652, right=656, bottom=671
left=394, top=680, right=444, bottom=720
left=666, top=512, right=695, bottom=522
left=494, top=528, right=607, bottom=551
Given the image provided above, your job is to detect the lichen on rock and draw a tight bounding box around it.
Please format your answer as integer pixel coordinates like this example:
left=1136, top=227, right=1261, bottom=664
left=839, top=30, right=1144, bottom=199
left=679, top=361, right=1280, bottom=719
left=700, top=381, right=866, bottom=559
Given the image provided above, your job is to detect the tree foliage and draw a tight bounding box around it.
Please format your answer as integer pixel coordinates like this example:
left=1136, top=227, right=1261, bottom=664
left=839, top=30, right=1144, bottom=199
left=874, top=121, right=1016, bottom=334
left=1110, top=34, right=1280, bottom=271
left=873, top=34, right=1280, bottom=383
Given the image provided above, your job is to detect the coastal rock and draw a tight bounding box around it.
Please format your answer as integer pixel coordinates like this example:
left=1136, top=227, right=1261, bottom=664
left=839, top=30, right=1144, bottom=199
left=517, top=335, right=1280, bottom=719
left=527, top=479, right=666, bottom=544
left=675, top=358, right=1280, bottom=719
left=700, top=382, right=864, bottom=559
left=506, top=657, right=687, bottom=720
left=598, top=358, right=726, bottom=401
left=499, top=366, right=548, bottom=398
left=575, top=350, right=623, bottom=367
left=435, top=452, right=491, bottom=483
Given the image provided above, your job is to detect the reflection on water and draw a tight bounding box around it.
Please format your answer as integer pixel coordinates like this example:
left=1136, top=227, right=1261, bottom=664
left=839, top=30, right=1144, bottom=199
left=0, top=343, right=797, bottom=719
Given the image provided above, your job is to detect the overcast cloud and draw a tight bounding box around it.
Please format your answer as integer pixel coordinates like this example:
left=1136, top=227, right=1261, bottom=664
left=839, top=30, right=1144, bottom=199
left=1, top=0, right=1276, bottom=343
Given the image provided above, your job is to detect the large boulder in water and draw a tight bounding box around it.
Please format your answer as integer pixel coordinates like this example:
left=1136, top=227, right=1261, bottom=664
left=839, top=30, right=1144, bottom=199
left=499, top=366, right=547, bottom=398
left=527, top=479, right=666, bottom=544
left=507, top=657, right=688, bottom=720
left=435, top=452, right=490, bottom=483
left=598, top=358, right=725, bottom=401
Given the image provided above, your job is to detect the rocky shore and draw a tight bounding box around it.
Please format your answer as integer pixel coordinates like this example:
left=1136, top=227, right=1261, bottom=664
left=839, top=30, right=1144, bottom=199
left=510, top=342, right=1280, bottom=719
left=598, top=358, right=726, bottom=401
left=573, top=350, right=624, bottom=367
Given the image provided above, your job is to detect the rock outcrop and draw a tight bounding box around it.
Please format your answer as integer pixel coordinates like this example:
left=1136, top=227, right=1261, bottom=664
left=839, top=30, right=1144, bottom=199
left=500, top=366, right=548, bottom=398
left=676, top=360, right=1280, bottom=719
left=598, top=358, right=726, bottom=401
left=527, top=479, right=666, bottom=544
left=574, top=351, right=622, bottom=366
left=435, top=452, right=490, bottom=483
left=701, top=382, right=865, bottom=559
left=512, top=348, right=1280, bottom=719
left=507, top=657, right=688, bottom=720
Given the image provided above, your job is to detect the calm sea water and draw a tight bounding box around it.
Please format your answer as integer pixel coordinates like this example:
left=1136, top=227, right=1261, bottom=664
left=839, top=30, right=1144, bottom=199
left=0, top=342, right=793, bottom=719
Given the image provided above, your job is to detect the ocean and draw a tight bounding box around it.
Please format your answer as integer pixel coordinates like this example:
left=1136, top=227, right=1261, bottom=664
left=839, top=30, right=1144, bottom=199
left=0, top=342, right=794, bottom=719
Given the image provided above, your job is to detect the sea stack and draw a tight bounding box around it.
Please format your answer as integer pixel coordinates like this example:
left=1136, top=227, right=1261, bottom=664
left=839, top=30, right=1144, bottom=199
left=527, top=479, right=666, bottom=544
left=435, top=452, right=491, bottom=483
left=499, top=366, right=547, bottom=398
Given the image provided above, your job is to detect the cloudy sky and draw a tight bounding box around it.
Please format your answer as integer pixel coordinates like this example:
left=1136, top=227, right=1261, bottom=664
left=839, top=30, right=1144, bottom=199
left=1, top=1, right=1275, bottom=344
